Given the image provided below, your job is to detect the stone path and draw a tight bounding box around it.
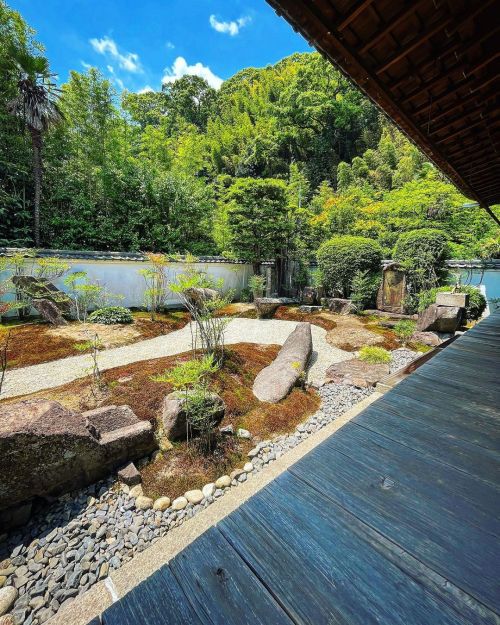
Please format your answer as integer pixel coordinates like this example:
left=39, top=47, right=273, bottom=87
left=2, top=318, right=351, bottom=399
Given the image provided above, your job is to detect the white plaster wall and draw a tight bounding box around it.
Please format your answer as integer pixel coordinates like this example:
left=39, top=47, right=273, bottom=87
left=1, top=259, right=252, bottom=315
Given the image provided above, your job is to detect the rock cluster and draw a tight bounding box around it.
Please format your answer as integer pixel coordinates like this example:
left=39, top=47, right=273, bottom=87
left=0, top=400, right=155, bottom=530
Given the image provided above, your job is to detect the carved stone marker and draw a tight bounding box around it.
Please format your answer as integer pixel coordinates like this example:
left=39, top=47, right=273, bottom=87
left=377, top=263, right=406, bottom=313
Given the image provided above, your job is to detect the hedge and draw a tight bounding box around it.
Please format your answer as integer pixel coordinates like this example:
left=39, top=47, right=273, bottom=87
left=317, top=235, right=382, bottom=297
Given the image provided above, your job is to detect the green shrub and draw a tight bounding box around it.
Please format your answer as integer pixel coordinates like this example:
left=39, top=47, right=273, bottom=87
left=359, top=345, right=391, bottom=364
left=248, top=274, right=266, bottom=299
left=417, top=286, right=486, bottom=321
left=393, top=319, right=416, bottom=345
left=393, top=228, right=449, bottom=293
left=350, top=269, right=381, bottom=311
left=317, top=235, right=382, bottom=297
left=88, top=306, right=133, bottom=325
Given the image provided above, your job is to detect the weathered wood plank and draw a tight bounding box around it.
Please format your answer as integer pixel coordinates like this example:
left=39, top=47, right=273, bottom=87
left=220, top=473, right=477, bottom=625
left=289, top=424, right=500, bottom=612
left=352, top=405, right=500, bottom=485
left=168, top=527, right=293, bottom=625
left=374, top=391, right=500, bottom=449
left=101, top=565, right=203, bottom=625
left=393, top=372, right=499, bottom=415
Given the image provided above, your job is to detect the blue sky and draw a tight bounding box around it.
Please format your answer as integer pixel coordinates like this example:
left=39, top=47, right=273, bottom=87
left=9, top=0, right=312, bottom=92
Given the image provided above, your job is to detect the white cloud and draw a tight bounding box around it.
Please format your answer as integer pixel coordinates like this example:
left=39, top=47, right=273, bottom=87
left=89, top=36, right=142, bottom=73
left=162, top=56, right=223, bottom=89
left=209, top=15, right=250, bottom=36
left=107, top=65, right=114, bottom=74
left=166, top=41, right=175, bottom=49
left=138, top=85, right=154, bottom=94
left=81, top=61, right=92, bottom=70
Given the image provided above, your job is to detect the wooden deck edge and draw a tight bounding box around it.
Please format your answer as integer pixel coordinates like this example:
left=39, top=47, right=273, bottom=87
left=376, top=335, right=459, bottom=393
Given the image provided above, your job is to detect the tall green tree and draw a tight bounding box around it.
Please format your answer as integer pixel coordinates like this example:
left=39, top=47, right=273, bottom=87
left=7, top=52, right=62, bottom=245
left=222, top=178, right=289, bottom=272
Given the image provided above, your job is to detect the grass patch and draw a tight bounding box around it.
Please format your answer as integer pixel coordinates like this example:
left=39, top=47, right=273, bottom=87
left=359, top=345, right=391, bottom=364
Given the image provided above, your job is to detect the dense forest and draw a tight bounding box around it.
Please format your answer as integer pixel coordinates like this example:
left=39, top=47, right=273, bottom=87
left=1, top=1, right=498, bottom=268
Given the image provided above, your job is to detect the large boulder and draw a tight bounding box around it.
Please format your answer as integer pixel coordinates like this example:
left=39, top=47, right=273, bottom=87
left=301, top=287, right=318, bottom=305
left=417, top=304, right=463, bottom=333
left=254, top=297, right=282, bottom=319
left=323, top=298, right=355, bottom=315
left=160, top=391, right=225, bottom=441
left=11, top=275, right=71, bottom=312
left=0, top=400, right=155, bottom=528
left=32, top=298, right=67, bottom=325
left=325, top=359, right=389, bottom=388
left=184, top=287, right=218, bottom=310
left=253, top=322, right=312, bottom=403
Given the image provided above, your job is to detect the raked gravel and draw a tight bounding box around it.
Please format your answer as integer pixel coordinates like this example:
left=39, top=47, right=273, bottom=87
left=1, top=318, right=351, bottom=399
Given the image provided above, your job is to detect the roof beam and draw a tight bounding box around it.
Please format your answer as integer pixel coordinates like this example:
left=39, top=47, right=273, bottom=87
left=413, top=72, right=498, bottom=117
left=337, top=0, right=375, bottom=32
left=360, top=0, right=429, bottom=54
left=376, top=14, right=453, bottom=75
left=425, top=89, right=496, bottom=126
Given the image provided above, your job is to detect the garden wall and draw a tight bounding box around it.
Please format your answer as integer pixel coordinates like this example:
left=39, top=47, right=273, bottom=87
left=0, top=249, right=254, bottom=315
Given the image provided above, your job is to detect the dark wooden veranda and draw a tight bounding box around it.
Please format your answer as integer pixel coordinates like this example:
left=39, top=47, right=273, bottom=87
left=96, top=311, right=500, bottom=625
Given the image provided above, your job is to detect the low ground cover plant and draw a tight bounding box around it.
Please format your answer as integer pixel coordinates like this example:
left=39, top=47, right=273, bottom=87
left=358, top=345, right=391, bottom=364
left=88, top=306, right=133, bottom=325
left=393, top=319, right=416, bottom=346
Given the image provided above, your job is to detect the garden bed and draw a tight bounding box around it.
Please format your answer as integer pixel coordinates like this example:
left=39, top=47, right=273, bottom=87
left=2, top=343, right=319, bottom=499
left=0, top=310, right=189, bottom=369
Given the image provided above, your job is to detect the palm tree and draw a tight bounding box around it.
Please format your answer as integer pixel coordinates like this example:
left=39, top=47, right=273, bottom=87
left=7, top=52, right=62, bottom=246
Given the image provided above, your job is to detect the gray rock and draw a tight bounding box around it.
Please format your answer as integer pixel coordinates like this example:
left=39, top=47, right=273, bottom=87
left=254, top=298, right=282, bottom=319
left=117, top=462, right=141, bottom=487
left=253, top=323, right=312, bottom=403
left=0, top=586, right=17, bottom=616
left=417, top=304, right=463, bottom=333
left=160, top=392, right=225, bottom=441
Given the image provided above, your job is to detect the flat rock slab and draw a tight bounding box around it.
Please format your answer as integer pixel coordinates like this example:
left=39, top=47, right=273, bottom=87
left=253, top=322, right=312, bottom=403
left=254, top=298, right=282, bottom=319
left=325, top=359, right=389, bottom=388
left=435, top=292, right=469, bottom=307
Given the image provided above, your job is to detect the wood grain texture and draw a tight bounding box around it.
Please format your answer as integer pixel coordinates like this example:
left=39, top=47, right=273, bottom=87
left=102, top=565, right=203, bottom=625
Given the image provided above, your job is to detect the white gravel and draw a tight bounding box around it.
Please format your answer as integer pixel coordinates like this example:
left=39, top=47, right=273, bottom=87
left=1, top=318, right=352, bottom=399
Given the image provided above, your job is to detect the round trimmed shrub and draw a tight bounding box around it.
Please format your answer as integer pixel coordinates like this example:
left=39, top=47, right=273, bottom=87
left=393, top=228, right=449, bottom=290
left=317, top=235, right=382, bottom=297
left=88, top=306, right=133, bottom=325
